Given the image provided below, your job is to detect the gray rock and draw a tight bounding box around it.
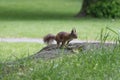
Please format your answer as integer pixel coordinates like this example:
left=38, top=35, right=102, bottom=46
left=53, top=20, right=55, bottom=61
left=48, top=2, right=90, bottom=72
left=31, top=42, right=116, bottom=59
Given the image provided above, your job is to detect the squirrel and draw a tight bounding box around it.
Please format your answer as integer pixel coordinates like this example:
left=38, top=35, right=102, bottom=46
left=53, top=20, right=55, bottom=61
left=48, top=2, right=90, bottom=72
left=43, top=28, right=77, bottom=47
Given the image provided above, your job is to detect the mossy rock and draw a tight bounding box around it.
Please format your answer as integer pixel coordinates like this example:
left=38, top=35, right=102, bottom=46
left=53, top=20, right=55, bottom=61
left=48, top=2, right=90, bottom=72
left=31, top=42, right=116, bottom=59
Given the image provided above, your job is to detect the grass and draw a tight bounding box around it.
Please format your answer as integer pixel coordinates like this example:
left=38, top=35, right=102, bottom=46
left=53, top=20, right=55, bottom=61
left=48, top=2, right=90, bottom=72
left=0, top=0, right=81, bottom=20
left=0, top=42, right=44, bottom=61
left=0, top=42, right=120, bottom=80
left=0, top=28, right=120, bottom=80
left=0, top=0, right=120, bottom=40
left=0, top=0, right=120, bottom=79
left=0, top=29, right=120, bottom=80
left=0, top=19, right=120, bottom=40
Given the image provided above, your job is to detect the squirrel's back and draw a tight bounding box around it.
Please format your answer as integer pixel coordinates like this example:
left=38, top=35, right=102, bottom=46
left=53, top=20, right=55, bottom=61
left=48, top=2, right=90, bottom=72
left=55, top=32, right=70, bottom=42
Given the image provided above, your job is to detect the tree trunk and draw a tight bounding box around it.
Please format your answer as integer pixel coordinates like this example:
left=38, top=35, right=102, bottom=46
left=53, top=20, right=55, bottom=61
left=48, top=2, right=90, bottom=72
left=75, top=0, right=98, bottom=17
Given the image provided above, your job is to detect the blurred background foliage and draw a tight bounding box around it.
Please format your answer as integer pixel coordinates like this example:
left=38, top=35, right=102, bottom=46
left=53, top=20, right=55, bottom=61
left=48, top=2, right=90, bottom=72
left=86, top=0, right=120, bottom=18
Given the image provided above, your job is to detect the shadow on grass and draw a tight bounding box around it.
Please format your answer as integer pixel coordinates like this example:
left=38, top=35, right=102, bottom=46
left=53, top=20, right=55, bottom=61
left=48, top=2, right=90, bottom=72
left=0, top=7, right=78, bottom=20
left=0, top=0, right=83, bottom=21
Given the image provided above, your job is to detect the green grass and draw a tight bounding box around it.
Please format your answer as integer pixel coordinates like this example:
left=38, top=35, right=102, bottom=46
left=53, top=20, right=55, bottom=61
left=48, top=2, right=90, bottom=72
left=0, top=0, right=120, bottom=79
left=0, top=0, right=119, bottom=40
left=0, top=42, right=44, bottom=61
left=0, top=0, right=81, bottom=20
left=0, top=19, right=120, bottom=40
left=0, top=29, right=120, bottom=79
left=0, top=42, right=120, bottom=80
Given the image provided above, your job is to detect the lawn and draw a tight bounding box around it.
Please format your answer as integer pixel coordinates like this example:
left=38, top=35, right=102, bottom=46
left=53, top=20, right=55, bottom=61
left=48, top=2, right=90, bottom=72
left=0, top=0, right=120, bottom=40
left=0, top=42, right=44, bottom=61
left=0, top=0, right=120, bottom=80
left=0, top=42, right=120, bottom=80
left=0, top=19, right=120, bottom=40
left=0, top=0, right=81, bottom=20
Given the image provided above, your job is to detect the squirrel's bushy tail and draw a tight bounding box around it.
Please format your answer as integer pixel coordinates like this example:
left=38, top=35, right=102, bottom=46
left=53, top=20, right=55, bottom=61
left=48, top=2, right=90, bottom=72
left=43, top=34, right=56, bottom=45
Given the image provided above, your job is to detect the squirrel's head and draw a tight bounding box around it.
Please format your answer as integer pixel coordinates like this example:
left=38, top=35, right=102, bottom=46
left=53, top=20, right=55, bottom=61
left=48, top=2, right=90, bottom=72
left=71, top=28, right=77, bottom=39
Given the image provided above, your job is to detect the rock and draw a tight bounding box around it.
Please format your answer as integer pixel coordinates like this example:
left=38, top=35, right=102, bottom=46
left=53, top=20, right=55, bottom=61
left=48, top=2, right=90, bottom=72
left=5, top=42, right=117, bottom=65
left=31, top=42, right=116, bottom=59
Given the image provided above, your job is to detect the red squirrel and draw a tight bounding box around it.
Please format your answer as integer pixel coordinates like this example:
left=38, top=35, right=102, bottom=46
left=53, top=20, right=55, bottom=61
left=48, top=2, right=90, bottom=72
left=43, top=28, right=77, bottom=47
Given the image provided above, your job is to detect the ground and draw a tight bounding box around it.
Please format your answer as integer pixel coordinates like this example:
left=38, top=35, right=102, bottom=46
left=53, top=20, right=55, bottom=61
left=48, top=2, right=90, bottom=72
left=0, top=0, right=120, bottom=80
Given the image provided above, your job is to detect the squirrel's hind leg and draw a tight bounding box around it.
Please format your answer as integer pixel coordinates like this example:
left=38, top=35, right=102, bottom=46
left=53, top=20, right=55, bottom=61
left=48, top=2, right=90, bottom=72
left=57, top=41, right=60, bottom=48
left=60, top=41, right=66, bottom=48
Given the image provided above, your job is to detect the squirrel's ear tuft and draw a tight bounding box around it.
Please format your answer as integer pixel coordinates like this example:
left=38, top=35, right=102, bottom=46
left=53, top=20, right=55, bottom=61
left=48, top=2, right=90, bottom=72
left=71, top=28, right=76, bottom=33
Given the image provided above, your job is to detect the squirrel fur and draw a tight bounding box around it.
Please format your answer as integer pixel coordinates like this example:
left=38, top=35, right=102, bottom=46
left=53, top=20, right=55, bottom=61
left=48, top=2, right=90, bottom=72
left=43, top=28, right=77, bottom=47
